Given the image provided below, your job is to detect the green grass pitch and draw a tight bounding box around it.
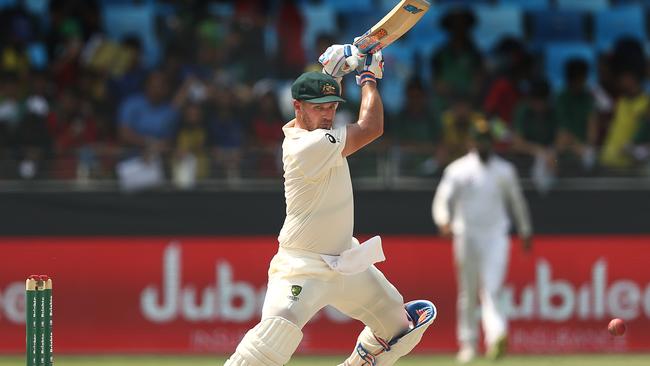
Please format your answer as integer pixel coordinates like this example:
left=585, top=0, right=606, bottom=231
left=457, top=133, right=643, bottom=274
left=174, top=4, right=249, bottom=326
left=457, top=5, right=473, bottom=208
left=2, top=355, right=650, bottom=365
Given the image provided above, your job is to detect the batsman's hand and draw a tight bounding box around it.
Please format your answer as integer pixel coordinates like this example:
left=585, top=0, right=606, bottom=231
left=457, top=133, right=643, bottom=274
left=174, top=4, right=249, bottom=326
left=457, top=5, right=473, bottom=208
left=319, top=44, right=360, bottom=78
left=355, top=50, right=384, bottom=85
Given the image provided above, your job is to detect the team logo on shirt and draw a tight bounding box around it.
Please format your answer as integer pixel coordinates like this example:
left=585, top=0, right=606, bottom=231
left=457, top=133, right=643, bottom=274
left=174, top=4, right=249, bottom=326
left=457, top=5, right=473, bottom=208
left=325, top=133, right=337, bottom=143
left=322, top=83, right=337, bottom=95
left=288, top=285, right=302, bottom=301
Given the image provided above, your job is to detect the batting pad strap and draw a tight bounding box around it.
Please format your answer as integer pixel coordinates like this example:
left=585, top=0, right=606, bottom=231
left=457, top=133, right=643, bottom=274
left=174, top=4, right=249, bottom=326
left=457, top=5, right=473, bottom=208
left=225, top=317, right=303, bottom=366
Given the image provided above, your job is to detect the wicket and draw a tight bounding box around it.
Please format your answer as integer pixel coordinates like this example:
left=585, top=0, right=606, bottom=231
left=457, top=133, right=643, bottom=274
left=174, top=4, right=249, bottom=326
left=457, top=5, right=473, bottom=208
left=25, top=275, right=53, bottom=366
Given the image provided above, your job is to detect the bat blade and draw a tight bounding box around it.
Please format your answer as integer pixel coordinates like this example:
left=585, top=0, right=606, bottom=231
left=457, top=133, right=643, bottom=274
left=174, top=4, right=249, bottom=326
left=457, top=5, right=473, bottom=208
left=353, top=0, right=431, bottom=54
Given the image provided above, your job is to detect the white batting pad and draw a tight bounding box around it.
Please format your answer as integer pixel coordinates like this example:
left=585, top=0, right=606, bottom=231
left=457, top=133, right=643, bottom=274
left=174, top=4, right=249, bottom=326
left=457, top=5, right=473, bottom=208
left=224, top=316, right=303, bottom=366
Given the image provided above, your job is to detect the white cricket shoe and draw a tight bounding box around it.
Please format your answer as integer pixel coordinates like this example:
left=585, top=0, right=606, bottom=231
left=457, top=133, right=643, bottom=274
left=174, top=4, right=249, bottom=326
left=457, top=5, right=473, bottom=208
left=487, top=334, right=508, bottom=361
left=456, top=344, right=477, bottom=364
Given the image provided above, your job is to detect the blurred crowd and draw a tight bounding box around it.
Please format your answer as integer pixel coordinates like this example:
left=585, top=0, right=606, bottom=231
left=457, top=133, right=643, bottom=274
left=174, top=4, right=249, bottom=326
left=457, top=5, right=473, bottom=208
left=1, top=0, right=650, bottom=189
left=388, top=5, right=650, bottom=187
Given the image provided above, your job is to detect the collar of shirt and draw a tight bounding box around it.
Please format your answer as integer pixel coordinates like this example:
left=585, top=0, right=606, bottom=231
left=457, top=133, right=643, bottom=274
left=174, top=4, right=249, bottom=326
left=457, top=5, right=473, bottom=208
left=468, top=149, right=495, bottom=167
left=283, top=119, right=336, bottom=138
left=283, top=119, right=306, bottom=139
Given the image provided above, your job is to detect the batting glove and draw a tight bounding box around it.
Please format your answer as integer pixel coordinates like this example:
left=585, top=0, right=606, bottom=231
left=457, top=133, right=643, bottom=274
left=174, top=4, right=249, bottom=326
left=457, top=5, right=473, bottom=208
left=319, top=44, right=360, bottom=78
left=355, top=50, right=384, bottom=85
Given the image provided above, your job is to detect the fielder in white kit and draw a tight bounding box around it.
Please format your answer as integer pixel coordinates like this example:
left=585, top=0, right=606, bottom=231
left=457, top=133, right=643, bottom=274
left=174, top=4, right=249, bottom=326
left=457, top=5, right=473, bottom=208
left=225, top=45, right=436, bottom=366
left=432, top=120, right=532, bottom=363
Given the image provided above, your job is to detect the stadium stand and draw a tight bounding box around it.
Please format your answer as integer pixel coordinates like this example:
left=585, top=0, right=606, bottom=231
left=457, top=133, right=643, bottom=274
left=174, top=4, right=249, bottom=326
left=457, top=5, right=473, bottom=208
left=1, top=0, right=650, bottom=187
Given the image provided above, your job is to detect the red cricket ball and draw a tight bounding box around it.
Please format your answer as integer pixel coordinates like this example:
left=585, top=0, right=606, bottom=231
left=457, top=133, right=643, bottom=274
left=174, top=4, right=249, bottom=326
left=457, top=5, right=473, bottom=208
left=608, top=318, right=626, bottom=336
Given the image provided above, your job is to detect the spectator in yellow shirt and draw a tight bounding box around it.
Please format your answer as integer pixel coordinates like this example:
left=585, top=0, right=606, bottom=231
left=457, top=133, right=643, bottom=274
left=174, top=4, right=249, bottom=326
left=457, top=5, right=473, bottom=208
left=600, top=69, right=649, bottom=169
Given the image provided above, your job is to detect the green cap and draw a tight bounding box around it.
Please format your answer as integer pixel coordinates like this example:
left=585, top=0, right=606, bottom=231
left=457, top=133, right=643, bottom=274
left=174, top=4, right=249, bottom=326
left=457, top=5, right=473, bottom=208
left=291, top=72, right=346, bottom=103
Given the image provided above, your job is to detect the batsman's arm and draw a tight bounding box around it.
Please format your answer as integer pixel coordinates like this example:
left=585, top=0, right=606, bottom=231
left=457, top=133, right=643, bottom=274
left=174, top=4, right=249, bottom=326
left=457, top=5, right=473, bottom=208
left=342, top=77, right=383, bottom=157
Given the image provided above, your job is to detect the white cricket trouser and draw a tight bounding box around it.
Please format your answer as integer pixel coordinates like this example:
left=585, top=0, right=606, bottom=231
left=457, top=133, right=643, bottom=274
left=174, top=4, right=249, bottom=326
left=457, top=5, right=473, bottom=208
left=262, top=246, right=409, bottom=341
left=453, top=231, right=509, bottom=348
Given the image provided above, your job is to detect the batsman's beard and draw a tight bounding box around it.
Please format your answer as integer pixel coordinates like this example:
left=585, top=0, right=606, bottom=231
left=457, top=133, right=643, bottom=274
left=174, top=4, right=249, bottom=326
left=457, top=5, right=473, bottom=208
left=301, top=112, right=333, bottom=131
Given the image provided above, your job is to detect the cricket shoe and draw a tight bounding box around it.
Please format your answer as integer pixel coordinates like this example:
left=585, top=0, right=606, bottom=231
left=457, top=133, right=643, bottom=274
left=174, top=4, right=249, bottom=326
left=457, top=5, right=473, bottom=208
left=487, top=334, right=508, bottom=361
left=456, top=344, right=477, bottom=364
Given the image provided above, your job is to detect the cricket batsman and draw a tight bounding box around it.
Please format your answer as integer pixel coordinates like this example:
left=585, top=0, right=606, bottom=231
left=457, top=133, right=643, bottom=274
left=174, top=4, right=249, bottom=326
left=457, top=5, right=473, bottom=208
left=224, top=44, right=436, bottom=366
left=432, top=120, right=532, bottom=363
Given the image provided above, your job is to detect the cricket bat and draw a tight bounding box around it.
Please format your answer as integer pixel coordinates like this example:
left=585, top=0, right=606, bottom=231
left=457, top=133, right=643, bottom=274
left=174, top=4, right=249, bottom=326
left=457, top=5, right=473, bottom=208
left=353, top=0, right=431, bottom=54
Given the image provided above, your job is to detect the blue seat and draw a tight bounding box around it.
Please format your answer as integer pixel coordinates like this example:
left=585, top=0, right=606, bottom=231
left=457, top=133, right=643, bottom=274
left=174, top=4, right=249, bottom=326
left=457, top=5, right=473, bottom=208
left=378, top=0, right=399, bottom=13
left=498, top=0, right=550, bottom=10
left=102, top=4, right=160, bottom=67
left=23, top=0, right=49, bottom=20
left=530, top=10, right=585, bottom=48
left=381, top=39, right=442, bottom=84
left=556, top=0, right=609, bottom=12
left=436, top=0, right=490, bottom=5
left=382, top=40, right=418, bottom=77
left=378, top=0, right=457, bottom=15
left=594, top=5, right=646, bottom=51
left=405, top=6, right=447, bottom=83
left=26, top=42, right=47, bottom=70
left=403, top=5, right=446, bottom=47
left=339, top=11, right=384, bottom=45
left=206, top=2, right=234, bottom=17
left=299, top=3, right=337, bottom=58
left=379, top=74, right=406, bottom=113
left=97, top=0, right=155, bottom=5
left=612, top=0, right=650, bottom=6
left=472, top=5, right=524, bottom=52
left=327, top=0, right=373, bottom=13
left=409, top=5, right=441, bottom=36
left=545, top=42, right=596, bottom=91
left=0, top=0, right=16, bottom=9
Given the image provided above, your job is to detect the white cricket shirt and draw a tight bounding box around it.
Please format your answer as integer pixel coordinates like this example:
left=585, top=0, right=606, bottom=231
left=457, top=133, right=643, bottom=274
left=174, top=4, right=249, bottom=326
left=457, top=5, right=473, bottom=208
left=432, top=150, right=531, bottom=237
left=278, top=120, right=353, bottom=255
